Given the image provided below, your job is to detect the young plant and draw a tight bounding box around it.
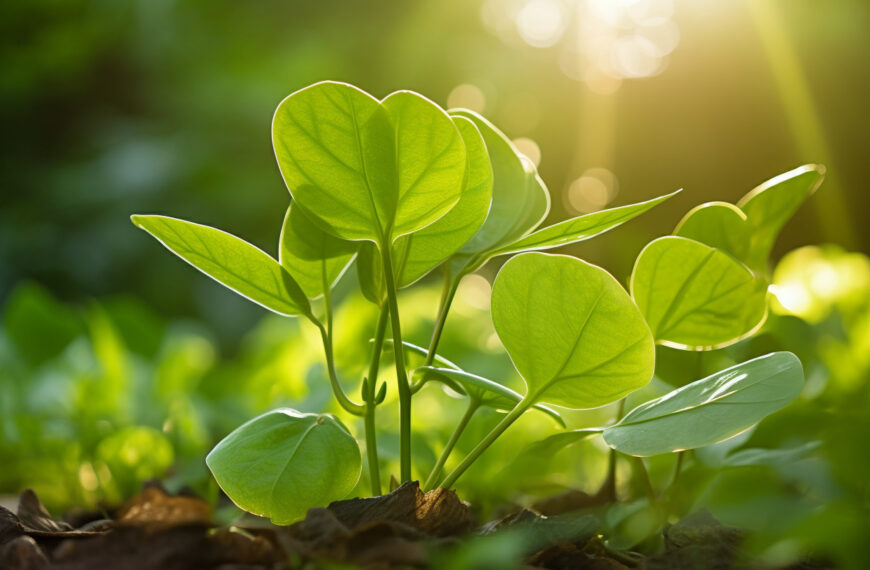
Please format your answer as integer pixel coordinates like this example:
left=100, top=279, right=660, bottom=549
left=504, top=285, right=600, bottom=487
left=131, top=79, right=810, bottom=525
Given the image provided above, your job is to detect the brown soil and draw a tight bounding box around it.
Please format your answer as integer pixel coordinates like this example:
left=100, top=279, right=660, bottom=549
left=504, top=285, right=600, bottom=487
left=0, top=482, right=831, bottom=570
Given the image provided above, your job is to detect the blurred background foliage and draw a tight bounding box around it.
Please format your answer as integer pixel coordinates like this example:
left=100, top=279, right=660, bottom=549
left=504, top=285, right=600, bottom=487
left=2, top=0, right=869, bottom=567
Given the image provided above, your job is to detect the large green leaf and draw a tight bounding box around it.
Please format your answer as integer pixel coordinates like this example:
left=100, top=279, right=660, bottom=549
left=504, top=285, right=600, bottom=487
left=630, top=236, right=767, bottom=350
left=673, top=201, right=751, bottom=263
left=131, top=215, right=310, bottom=317
left=279, top=203, right=356, bottom=299
left=492, top=253, right=655, bottom=409
left=602, top=352, right=803, bottom=456
left=738, top=164, right=825, bottom=270
left=272, top=81, right=466, bottom=244
left=489, top=189, right=680, bottom=257
left=449, top=109, right=550, bottom=260
left=206, top=409, right=361, bottom=525
left=418, top=366, right=566, bottom=426
left=392, top=115, right=493, bottom=287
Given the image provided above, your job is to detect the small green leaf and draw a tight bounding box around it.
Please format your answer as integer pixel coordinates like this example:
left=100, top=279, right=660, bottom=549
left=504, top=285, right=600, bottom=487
left=673, top=201, right=751, bottom=263
left=206, top=409, right=361, bottom=525
left=602, top=352, right=803, bottom=456
left=450, top=110, right=550, bottom=260
left=524, top=428, right=603, bottom=458
left=630, top=236, right=767, bottom=350
left=392, top=115, right=493, bottom=287
left=492, top=253, right=655, bottom=409
left=722, top=441, right=820, bottom=468
left=419, top=366, right=566, bottom=427
left=490, top=189, right=681, bottom=257
left=132, top=215, right=311, bottom=317
left=738, top=164, right=825, bottom=271
left=273, top=81, right=466, bottom=244
left=279, top=203, right=356, bottom=299
left=357, top=242, right=386, bottom=306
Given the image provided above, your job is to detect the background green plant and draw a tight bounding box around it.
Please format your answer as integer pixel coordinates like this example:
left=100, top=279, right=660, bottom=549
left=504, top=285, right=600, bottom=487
left=3, top=1, right=870, bottom=567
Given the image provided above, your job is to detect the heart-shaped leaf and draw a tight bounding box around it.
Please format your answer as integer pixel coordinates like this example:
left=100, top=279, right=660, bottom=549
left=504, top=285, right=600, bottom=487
left=206, top=409, right=361, bottom=525
left=392, top=115, right=493, bottom=287
left=489, top=189, right=681, bottom=258
left=673, top=201, right=751, bottom=263
left=449, top=110, right=550, bottom=262
left=279, top=203, right=357, bottom=299
left=131, top=215, right=310, bottom=317
left=273, top=81, right=466, bottom=245
left=602, top=352, right=803, bottom=456
left=492, top=253, right=655, bottom=409
left=418, top=366, right=566, bottom=426
left=630, top=236, right=767, bottom=350
left=738, top=164, right=825, bottom=270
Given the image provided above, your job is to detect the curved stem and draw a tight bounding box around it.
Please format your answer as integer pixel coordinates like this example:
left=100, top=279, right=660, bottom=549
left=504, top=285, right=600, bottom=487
left=424, top=268, right=462, bottom=366
left=379, top=244, right=412, bottom=482
left=423, top=399, right=480, bottom=491
left=667, top=450, right=685, bottom=491
left=440, top=394, right=534, bottom=489
left=363, top=307, right=389, bottom=496
left=312, top=317, right=364, bottom=416
left=633, top=456, right=657, bottom=504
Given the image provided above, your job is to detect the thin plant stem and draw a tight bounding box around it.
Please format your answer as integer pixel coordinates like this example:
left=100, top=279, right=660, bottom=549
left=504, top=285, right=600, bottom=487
left=668, top=450, right=685, bottom=491
left=424, top=268, right=462, bottom=366
left=379, top=244, right=412, bottom=482
left=423, top=399, right=480, bottom=491
left=632, top=456, right=657, bottom=504
left=312, top=316, right=364, bottom=416
left=440, top=395, right=534, bottom=489
left=597, top=398, right=627, bottom=501
left=363, top=307, right=389, bottom=496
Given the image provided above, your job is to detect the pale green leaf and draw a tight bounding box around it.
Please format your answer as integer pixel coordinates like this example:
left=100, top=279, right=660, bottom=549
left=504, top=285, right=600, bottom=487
left=273, top=81, right=466, bottom=244
left=492, top=253, right=655, bottom=409
left=279, top=203, right=356, bottom=299
left=206, top=409, right=361, bottom=525
left=490, top=189, right=680, bottom=257
left=738, top=164, right=825, bottom=270
left=449, top=109, right=550, bottom=260
left=393, top=115, right=493, bottom=287
left=131, top=215, right=310, bottom=317
left=602, top=352, right=803, bottom=456
left=630, top=236, right=767, bottom=350
left=419, top=366, right=566, bottom=426
left=673, top=201, right=751, bottom=263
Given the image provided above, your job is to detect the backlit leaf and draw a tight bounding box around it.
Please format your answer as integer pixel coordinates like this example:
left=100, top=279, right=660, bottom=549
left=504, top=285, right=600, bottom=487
left=673, top=201, right=751, bottom=263
left=393, top=115, right=492, bottom=286
left=418, top=366, right=565, bottom=426
left=131, top=215, right=310, bottom=317
left=630, top=236, right=767, bottom=350
left=738, top=164, right=825, bottom=271
left=273, top=81, right=465, bottom=244
left=279, top=203, right=356, bottom=299
left=602, top=352, right=803, bottom=456
left=490, top=189, right=680, bottom=257
left=206, top=409, right=361, bottom=525
left=449, top=109, right=549, bottom=261
left=492, top=253, right=655, bottom=409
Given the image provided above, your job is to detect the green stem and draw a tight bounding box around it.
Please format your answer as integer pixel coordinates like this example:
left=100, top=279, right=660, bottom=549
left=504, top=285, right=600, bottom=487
left=633, top=456, right=657, bottom=504
left=423, top=399, right=479, bottom=491
left=424, top=268, right=462, bottom=366
left=597, top=398, right=627, bottom=501
left=312, top=317, right=364, bottom=416
left=379, top=244, right=412, bottom=482
left=440, top=394, right=534, bottom=489
left=363, top=307, right=389, bottom=496
left=668, top=450, right=685, bottom=491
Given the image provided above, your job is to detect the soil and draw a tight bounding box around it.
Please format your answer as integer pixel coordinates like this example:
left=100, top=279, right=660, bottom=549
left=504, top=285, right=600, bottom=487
left=0, top=482, right=832, bottom=570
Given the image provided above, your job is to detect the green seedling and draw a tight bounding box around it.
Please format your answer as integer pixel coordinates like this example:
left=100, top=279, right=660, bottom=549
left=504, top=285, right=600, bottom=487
left=132, top=80, right=813, bottom=525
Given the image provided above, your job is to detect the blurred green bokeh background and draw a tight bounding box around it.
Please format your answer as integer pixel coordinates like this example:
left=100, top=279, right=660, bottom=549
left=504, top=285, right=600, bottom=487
left=2, top=0, right=870, bottom=566
left=3, top=0, right=868, bottom=341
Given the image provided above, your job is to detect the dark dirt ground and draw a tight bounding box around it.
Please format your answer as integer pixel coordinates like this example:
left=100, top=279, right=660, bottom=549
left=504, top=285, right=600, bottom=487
left=0, top=482, right=833, bottom=570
